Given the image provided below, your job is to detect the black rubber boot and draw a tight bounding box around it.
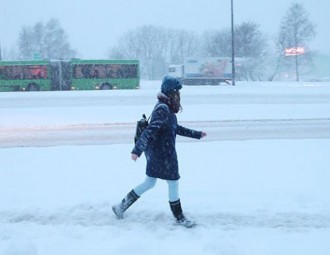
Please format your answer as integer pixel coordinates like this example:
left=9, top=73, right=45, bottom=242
left=169, top=199, right=196, bottom=228
left=112, top=189, right=140, bottom=219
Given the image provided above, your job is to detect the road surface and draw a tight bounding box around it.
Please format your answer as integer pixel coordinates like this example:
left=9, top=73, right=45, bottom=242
left=1, top=118, right=330, bottom=148
left=1, top=84, right=330, bottom=148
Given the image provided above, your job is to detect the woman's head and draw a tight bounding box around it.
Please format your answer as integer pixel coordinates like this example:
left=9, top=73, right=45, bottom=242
left=158, top=76, right=183, bottom=113
left=161, top=76, right=182, bottom=96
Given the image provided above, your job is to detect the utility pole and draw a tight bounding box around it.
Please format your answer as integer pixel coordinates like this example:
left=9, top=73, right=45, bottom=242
left=231, top=0, right=235, bottom=85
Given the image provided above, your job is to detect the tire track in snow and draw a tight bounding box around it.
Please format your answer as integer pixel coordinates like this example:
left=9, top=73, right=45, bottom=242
left=1, top=118, right=330, bottom=148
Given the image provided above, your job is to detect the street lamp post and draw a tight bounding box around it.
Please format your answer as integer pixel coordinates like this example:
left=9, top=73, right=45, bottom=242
left=231, top=0, right=235, bottom=85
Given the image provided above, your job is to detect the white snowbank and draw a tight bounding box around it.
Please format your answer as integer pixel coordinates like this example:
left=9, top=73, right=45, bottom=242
left=1, top=80, right=330, bottom=255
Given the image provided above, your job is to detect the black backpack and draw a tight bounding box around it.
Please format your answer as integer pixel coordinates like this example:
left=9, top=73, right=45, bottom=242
left=134, top=114, right=150, bottom=144
left=134, top=103, right=165, bottom=144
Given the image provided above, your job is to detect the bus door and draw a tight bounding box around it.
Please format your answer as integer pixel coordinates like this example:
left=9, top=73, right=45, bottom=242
left=61, top=61, right=72, bottom=90
left=49, top=60, right=72, bottom=90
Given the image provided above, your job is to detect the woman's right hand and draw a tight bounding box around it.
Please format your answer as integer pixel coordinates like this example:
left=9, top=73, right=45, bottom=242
left=131, top=153, right=138, bottom=161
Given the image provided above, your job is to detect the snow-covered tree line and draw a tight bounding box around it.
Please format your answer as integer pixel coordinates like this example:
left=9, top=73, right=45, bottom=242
left=109, top=3, right=315, bottom=81
left=18, top=18, right=76, bottom=60
left=3, top=3, right=316, bottom=81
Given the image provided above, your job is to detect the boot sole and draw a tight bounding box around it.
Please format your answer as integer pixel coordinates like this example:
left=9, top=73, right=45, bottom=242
left=175, top=220, right=197, bottom=228
left=112, top=205, right=124, bottom=220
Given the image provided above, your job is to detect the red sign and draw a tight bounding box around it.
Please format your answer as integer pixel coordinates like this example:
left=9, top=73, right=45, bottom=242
left=285, top=47, right=305, bottom=56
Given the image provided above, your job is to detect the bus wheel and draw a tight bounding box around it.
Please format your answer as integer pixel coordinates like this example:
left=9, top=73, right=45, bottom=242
left=28, top=83, right=40, bottom=91
left=101, top=83, right=112, bottom=90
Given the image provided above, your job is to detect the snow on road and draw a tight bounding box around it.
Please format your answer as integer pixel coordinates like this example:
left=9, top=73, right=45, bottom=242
left=1, top=81, right=330, bottom=255
left=1, top=118, right=330, bottom=148
left=1, top=81, right=330, bottom=147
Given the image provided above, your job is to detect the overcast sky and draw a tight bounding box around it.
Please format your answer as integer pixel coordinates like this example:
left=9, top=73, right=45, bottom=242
left=1, top=0, right=329, bottom=59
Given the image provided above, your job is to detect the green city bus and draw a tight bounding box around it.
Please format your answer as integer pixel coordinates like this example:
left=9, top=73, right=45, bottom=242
left=0, top=59, right=139, bottom=92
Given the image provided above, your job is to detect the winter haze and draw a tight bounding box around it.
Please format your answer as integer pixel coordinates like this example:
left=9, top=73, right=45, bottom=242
left=1, top=0, right=329, bottom=59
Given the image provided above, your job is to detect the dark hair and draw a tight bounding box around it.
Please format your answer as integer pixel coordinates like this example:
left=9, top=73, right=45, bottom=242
left=167, top=91, right=182, bottom=113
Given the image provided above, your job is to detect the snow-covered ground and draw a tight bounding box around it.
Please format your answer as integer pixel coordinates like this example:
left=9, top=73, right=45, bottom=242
left=1, top=81, right=330, bottom=255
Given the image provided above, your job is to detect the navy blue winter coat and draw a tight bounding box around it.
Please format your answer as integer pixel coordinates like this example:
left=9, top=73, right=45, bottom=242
left=132, top=102, right=203, bottom=180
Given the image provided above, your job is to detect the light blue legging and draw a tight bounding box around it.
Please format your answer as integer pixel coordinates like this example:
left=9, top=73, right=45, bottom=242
left=133, top=176, right=179, bottom=202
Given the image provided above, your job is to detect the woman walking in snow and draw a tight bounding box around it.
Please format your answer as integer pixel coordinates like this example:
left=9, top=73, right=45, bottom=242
left=112, top=76, right=207, bottom=228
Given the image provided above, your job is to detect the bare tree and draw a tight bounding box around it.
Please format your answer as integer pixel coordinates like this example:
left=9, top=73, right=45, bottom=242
left=109, top=26, right=172, bottom=79
left=204, top=22, right=268, bottom=80
left=268, top=33, right=287, bottom=81
left=18, top=18, right=76, bottom=60
left=18, top=26, right=35, bottom=59
left=43, top=19, right=76, bottom=59
left=234, top=21, right=268, bottom=80
left=134, top=26, right=169, bottom=79
left=203, top=29, right=232, bottom=57
left=278, top=2, right=316, bottom=81
left=168, top=29, right=201, bottom=64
